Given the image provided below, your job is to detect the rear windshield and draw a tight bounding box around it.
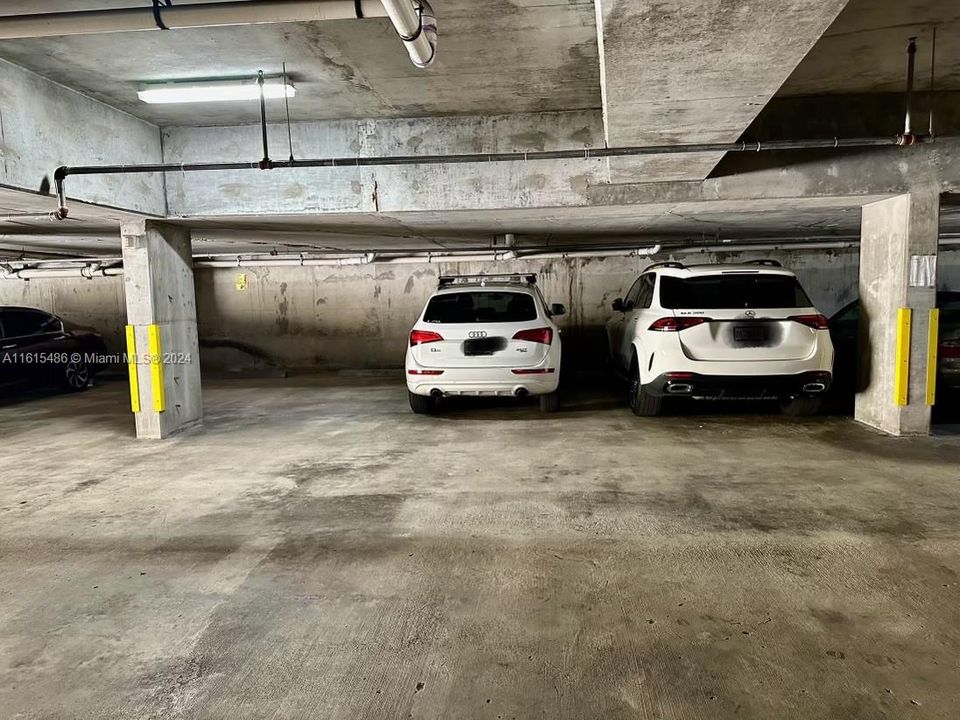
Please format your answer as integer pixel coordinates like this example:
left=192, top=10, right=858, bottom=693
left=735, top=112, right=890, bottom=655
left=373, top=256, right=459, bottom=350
left=660, top=274, right=812, bottom=309
left=423, top=291, right=537, bottom=323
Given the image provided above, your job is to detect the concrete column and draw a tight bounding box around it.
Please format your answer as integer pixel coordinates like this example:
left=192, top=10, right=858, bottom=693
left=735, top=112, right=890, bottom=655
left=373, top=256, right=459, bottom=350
left=120, top=220, right=202, bottom=439
left=855, top=192, right=940, bottom=436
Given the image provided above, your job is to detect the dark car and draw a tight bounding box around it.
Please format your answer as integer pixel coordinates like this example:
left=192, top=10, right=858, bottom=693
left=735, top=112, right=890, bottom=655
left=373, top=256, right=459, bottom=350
left=829, top=291, right=960, bottom=400
left=0, top=306, right=107, bottom=393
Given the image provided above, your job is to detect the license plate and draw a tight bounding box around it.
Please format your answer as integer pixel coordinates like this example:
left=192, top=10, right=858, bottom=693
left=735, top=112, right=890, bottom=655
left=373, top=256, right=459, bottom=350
left=734, top=326, right=768, bottom=342
left=463, top=337, right=506, bottom=356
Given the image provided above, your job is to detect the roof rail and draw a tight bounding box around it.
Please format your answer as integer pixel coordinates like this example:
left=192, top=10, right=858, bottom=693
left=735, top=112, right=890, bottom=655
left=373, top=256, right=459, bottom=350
left=642, top=261, right=685, bottom=272
left=742, top=259, right=783, bottom=267
left=438, top=273, right=537, bottom=288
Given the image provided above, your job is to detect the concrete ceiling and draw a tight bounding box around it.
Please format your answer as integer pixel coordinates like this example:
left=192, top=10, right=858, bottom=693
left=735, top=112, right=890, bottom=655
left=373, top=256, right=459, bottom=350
left=0, top=0, right=600, bottom=126
left=1, top=0, right=958, bottom=241
left=2, top=0, right=951, bottom=130
left=780, top=0, right=960, bottom=96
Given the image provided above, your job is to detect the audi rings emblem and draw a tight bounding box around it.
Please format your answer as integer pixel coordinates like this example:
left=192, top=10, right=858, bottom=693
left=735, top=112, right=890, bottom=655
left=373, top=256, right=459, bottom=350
left=468, top=330, right=488, bottom=338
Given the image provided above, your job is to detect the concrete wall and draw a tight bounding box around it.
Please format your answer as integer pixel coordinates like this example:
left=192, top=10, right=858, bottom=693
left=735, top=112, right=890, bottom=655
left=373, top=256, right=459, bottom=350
left=162, top=111, right=606, bottom=216
left=5, top=246, right=959, bottom=373
left=0, top=275, right=127, bottom=354
left=0, top=60, right=165, bottom=214
left=192, top=248, right=876, bottom=371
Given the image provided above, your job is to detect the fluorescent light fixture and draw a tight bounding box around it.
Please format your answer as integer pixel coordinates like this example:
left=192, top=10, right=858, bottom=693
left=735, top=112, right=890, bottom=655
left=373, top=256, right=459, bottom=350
left=138, top=77, right=295, bottom=104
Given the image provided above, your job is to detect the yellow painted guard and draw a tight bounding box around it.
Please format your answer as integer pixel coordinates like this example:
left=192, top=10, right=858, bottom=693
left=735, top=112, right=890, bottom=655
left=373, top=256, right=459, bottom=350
left=926, top=308, right=939, bottom=406
left=125, top=325, right=140, bottom=413
left=894, top=308, right=912, bottom=406
left=147, top=324, right=165, bottom=413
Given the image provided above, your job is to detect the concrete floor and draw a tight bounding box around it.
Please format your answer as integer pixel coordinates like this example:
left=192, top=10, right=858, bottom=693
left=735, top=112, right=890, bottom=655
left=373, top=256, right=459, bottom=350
left=1, top=376, right=959, bottom=719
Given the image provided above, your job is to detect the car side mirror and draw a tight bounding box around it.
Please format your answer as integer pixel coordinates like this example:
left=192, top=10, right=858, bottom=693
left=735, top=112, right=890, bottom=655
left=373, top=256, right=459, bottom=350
left=550, top=303, right=566, bottom=317
left=612, top=298, right=624, bottom=312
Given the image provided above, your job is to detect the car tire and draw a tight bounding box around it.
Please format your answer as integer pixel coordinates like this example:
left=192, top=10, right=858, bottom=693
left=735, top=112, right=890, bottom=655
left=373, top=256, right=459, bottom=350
left=629, top=361, right=662, bottom=417
left=779, top=395, right=822, bottom=417
left=539, top=391, right=560, bottom=413
left=61, top=357, right=90, bottom=392
left=408, top=391, right=435, bottom=414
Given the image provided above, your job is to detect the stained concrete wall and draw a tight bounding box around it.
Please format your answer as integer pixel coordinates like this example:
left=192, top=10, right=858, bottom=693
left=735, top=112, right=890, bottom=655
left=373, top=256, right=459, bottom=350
left=0, top=275, right=127, bottom=355
left=192, top=249, right=875, bottom=371
left=6, top=247, right=959, bottom=373
left=162, top=111, right=605, bottom=216
left=0, top=59, right=165, bottom=214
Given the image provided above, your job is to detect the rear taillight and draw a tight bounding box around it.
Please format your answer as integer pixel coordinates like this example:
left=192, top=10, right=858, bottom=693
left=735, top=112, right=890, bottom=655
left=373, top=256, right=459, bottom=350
left=513, top=327, right=553, bottom=344
left=648, top=317, right=710, bottom=332
left=408, top=369, right=444, bottom=375
left=511, top=368, right=556, bottom=375
left=789, top=314, right=829, bottom=330
left=410, top=329, right=443, bottom=346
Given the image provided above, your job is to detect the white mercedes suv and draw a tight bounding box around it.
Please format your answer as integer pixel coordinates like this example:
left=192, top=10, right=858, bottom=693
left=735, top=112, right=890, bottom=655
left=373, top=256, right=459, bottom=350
left=405, top=274, right=564, bottom=413
left=606, top=260, right=834, bottom=416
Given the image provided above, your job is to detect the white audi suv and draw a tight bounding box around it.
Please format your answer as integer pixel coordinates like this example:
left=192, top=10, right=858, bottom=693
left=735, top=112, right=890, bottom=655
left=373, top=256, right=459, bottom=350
left=405, top=274, right=564, bottom=413
left=606, top=260, right=834, bottom=416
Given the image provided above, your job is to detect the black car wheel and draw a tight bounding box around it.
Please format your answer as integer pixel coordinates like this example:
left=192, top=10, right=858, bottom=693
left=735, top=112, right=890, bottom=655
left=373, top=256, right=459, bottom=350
left=62, top=357, right=90, bottom=391
left=539, top=391, right=560, bottom=413
left=629, top=359, right=662, bottom=417
left=408, top=390, right=435, bottom=414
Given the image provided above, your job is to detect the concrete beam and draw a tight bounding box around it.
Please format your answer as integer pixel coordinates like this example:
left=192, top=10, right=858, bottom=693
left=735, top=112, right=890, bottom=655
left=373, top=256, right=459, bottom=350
left=163, top=115, right=960, bottom=220
left=0, top=59, right=165, bottom=215
left=121, top=220, right=202, bottom=439
left=590, top=139, right=960, bottom=207
left=162, top=111, right=607, bottom=216
left=593, top=0, right=849, bottom=181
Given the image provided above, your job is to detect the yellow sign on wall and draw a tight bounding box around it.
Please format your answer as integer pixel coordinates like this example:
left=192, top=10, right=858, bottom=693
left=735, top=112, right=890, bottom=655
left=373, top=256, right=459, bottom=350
left=235, top=273, right=248, bottom=291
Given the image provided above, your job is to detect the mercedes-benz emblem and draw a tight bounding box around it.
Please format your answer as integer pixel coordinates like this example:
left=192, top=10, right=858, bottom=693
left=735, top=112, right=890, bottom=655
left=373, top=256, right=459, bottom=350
left=744, top=310, right=756, bottom=318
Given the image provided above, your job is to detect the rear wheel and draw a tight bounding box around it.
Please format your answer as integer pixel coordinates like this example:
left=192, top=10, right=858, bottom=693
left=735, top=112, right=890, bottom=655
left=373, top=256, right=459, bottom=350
left=629, top=360, right=661, bottom=417
left=408, top=391, right=436, bottom=414
left=539, top=391, right=560, bottom=413
left=779, top=395, right=822, bottom=417
left=61, top=357, right=90, bottom=392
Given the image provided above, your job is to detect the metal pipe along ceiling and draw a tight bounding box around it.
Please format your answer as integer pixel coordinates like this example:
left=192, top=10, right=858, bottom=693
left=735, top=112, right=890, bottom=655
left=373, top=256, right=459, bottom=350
left=0, top=0, right=437, bottom=67
left=0, top=2, right=388, bottom=35
left=50, top=135, right=916, bottom=219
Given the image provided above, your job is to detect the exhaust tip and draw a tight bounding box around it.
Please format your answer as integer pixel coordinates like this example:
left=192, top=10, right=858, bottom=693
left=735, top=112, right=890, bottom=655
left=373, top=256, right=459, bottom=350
left=802, top=382, right=826, bottom=393
left=430, top=388, right=443, bottom=398
left=666, top=383, right=693, bottom=395
left=514, top=387, right=529, bottom=398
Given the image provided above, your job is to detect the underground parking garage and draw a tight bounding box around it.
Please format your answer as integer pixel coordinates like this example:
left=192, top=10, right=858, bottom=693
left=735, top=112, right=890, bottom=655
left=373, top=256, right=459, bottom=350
left=1, top=0, right=959, bottom=717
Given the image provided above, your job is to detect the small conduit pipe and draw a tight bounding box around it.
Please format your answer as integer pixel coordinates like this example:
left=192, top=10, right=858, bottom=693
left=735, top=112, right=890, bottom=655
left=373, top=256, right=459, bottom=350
left=7, top=240, right=960, bottom=280
left=50, top=135, right=919, bottom=219
left=520, top=245, right=661, bottom=261
left=900, top=36, right=920, bottom=145
left=0, top=263, right=122, bottom=280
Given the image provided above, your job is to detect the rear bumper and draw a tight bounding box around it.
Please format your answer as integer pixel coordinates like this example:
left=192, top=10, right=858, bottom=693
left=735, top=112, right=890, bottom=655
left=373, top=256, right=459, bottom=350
left=405, top=352, right=560, bottom=397
left=644, top=371, right=833, bottom=400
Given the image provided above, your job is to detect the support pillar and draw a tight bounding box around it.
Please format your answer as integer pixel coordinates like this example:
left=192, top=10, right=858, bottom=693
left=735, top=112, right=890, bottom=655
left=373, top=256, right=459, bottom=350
left=854, top=192, right=940, bottom=436
left=120, top=220, right=202, bottom=439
